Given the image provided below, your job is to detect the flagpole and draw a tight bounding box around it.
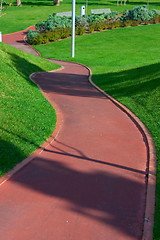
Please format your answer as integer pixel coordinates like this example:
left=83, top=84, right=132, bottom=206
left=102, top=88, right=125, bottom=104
left=71, top=0, right=76, bottom=58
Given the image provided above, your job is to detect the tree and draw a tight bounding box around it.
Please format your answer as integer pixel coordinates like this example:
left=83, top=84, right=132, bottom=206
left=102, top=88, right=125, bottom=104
left=16, top=0, right=22, bottom=6
left=53, top=0, right=63, bottom=6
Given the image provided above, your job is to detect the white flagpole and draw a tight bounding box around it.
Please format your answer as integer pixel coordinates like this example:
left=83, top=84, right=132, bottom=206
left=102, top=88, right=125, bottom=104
left=71, top=0, right=76, bottom=58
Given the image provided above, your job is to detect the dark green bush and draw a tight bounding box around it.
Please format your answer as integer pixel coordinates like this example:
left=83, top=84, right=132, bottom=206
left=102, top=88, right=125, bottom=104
left=29, top=35, right=45, bottom=45
left=104, top=11, right=118, bottom=20
left=26, top=30, right=40, bottom=43
left=35, top=20, right=46, bottom=32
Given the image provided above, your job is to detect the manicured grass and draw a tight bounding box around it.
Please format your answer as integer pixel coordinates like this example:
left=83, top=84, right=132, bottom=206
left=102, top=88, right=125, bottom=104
left=0, top=0, right=160, bottom=34
left=34, top=24, right=160, bottom=238
left=0, top=43, right=59, bottom=176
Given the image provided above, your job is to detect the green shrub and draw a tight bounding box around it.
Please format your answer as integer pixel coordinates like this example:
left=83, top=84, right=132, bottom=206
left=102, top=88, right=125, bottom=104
left=75, top=26, right=86, bottom=35
left=30, top=35, right=44, bottom=45
left=88, top=24, right=95, bottom=33
left=59, top=27, right=71, bottom=38
left=35, top=14, right=72, bottom=32
left=75, top=16, right=88, bottom=28
left=122, top=6, right=156, bottom=21
left=131, top=20, right=140, bottom=26
left=26, top=30, right=40, bottom=44
left=92, top=21, right=107, bottom=31
left=108, top=21, right=116, bottom=29
left=35, top=20, right=46, bottom=32
left=123, top=20, right=133, bottom=27
left=87, top=14, right=106, bottom=24
left=104, top=11, right=118, bottom=20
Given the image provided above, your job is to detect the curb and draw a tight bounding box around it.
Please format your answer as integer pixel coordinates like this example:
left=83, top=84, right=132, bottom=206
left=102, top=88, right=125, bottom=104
left=84, top=64, right=156, bottom=240
left=3, top=25, right=36, bottom=36
left=0, top=69, right=64, bottom=186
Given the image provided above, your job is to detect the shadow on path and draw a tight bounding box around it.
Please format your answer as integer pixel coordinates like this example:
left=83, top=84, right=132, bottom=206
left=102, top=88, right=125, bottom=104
left=11, top=154, right=146, bottom=239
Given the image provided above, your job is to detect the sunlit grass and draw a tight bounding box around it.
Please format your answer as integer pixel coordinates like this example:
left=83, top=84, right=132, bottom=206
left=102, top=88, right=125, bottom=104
left=0, top=43, right=59, bottom=176
left=0, top=0, right=160, bottom=34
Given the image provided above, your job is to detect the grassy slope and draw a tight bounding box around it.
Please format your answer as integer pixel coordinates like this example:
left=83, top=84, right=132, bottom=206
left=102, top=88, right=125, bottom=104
left=34, top=24, right=160, bottom=238
left=0, top=0, right=160, bottom=34
left=0, top=43, right=59, bottom=176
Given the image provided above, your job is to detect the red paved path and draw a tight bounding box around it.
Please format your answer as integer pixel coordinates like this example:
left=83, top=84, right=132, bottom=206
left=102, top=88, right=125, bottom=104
left=0, top=28, right=150, bottom=240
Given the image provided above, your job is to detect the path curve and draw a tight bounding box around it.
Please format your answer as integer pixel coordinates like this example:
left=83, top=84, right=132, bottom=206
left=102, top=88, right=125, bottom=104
left=0, top=28, right=156, bottom=240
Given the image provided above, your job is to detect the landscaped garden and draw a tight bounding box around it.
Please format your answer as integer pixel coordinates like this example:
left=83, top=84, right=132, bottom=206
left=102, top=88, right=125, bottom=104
left=0, top=0, right=160, bottom=34
left=26, top=5, right=160, bottom=44
left=0, top=0, right=160, bottom=238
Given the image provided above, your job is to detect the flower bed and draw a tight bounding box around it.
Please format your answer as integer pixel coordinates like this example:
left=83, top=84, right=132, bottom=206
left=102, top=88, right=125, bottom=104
left=26, top=6, right=160, bottom=45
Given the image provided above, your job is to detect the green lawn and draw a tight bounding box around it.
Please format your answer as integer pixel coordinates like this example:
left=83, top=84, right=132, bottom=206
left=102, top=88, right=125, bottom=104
left=34, top=24, right=160, bottom=239
left=0, top=0, right=160, bottom=34
left=0, top=43, right=59, bottom=176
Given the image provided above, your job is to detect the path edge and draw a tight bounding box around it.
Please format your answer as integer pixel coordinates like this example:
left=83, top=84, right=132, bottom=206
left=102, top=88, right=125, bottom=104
left=84, top=64, right=157, bottom=240
left=0, top=69, right=64, bottom=186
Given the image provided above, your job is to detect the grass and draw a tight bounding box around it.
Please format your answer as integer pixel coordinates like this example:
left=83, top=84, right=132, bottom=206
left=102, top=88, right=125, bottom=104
left=0, top=43, right=59, bottom=176
left=34, top=24, right=160, bottom=239
left=0, top=0, right=160, bottom=34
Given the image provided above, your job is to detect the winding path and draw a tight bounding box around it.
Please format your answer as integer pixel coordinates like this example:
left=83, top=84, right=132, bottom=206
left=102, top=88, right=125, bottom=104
left=0, top=28, right=155, bottom=240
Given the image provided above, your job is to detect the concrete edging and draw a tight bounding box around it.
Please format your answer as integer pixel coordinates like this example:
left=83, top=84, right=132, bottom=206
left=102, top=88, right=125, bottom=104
left=0, top=69, right=64, bottom=186
left=84, top=64, right=156, bottom=240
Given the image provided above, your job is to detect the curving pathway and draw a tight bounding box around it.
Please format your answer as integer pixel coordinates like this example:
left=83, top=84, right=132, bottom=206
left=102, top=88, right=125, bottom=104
left=0, top=28, right=155, bottom=240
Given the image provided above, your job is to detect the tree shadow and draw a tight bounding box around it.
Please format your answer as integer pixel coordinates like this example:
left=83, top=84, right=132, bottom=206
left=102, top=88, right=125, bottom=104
left=33, top=70, right=107, bottom=98
left=44, top=139, right=147, bottom=175
left=4, top=51, right=49, bottom=87
left=3, top=51, right=106, bottom=98
left=93, top=62, right=160, bottom=98
left=10, top=153, right=146, bottom=239
left=119, top=1, right=160, bottom=7
left=0, top=140, right=26, bottom=176
left=22, top=0, right=54, bottom=7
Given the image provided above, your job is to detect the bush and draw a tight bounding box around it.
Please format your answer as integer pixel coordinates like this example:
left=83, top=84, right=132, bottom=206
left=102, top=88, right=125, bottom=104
left=131, top=20, right=140, bottom=26
left=29, top=35, right=45, bottom=45
left=27, top=6, right=160, bottom=45
left=143, top=20, right=150, bottom=25
left=26, top=29, right=40, bottom=44
left=152, top=15, right=160, bottom=24
left=75, top=26, right=86, bottom=35
left=75, top=16, right=88, bottom=28
left=88, top=24, right=95, bottom=33
left=87, top=14, right=106, bottom=24
left=104, top=11, right=118, bottom=21
left=122, top=6, right=156, bottom=21
left=35, top=20, right=46, bottom=32
left=92, top=21, right=108, bottom=31
left=122, top=20, right=133, bottom=27
left=35, top=14, right=72, bottom=32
